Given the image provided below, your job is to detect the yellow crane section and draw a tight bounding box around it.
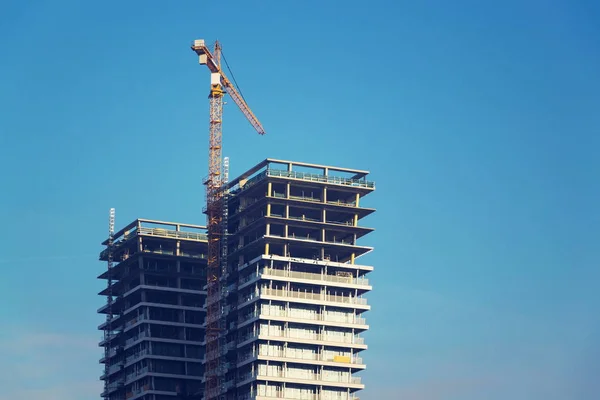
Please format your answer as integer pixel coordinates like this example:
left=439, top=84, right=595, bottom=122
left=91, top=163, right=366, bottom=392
left=191, top=38, right=266, bottom=400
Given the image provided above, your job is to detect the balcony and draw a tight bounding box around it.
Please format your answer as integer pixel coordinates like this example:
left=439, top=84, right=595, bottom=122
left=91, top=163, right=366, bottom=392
left=238, top=349, right=363, bottom=366
left=245, top=267, right=370, bottom=287
left=125, top=314, right=147, bottom=328
left=104, top=380, right=124, bottom=393
left=223, top=379, right=236, bottom=391
left=238, top=369, right=363, bottom=387
left=101, top=360, right=125, bottom=378
left=239, top=393, right=361, bottom=400
left=99, top=332, right=120, bottom=346
left=101, top=346, right=118, bottom=362
left=125, top=366, right=148, bottom=383
left=125, top=384, right=151, bottom=399
left=238, top=309, right=367, bottom=328
left=125, top=349, right=148, bottom=364
left=125, top=331, right=148, bottom=347
left=239, top=288, right=368, bottom=308
left=239, top=331, right=365, bottom=347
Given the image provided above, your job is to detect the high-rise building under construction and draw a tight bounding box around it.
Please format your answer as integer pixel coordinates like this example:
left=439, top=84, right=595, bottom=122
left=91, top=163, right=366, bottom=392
left=98, top=219, right=208, bottom=400
left=99, top=158, right=375, bottom=400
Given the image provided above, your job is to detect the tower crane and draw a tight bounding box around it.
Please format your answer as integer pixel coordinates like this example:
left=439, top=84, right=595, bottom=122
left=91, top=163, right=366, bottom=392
left=191, top=39, right=266, bottom=400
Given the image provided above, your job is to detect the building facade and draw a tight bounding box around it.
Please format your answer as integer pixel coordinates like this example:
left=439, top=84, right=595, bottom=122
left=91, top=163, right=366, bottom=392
left=98, top=219, right=208, bottom=400
left=218, top=159, right=375, bottom=400
left=98, top=159, right=375, bottom=400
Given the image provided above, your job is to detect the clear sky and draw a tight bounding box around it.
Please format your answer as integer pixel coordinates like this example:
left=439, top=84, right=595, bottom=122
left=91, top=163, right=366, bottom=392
left=0, top=0, right=599, bottom=399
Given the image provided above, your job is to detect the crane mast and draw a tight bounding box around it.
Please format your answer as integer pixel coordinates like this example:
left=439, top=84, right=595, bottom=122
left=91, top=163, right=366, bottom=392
left=191, top=39, right=265, bottom=400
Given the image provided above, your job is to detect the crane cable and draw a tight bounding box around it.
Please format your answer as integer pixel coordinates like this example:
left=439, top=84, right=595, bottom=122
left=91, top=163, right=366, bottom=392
left=221, top=50, right=247, bottom=103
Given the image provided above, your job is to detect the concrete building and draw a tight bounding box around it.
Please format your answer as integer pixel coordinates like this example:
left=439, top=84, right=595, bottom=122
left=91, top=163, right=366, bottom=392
left=218, top=159, right=375, bottom=400
left=98, top=159, right=375, bottom=400
left=99, top=219, right=208, bottom=400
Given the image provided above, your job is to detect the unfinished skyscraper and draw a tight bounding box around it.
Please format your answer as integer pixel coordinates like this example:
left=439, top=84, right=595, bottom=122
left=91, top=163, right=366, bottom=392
left=216, top=159, right=375, bottom=400
left=99, top=219, right=208, bottom=400
left=98, top=159, right=375, bottom=400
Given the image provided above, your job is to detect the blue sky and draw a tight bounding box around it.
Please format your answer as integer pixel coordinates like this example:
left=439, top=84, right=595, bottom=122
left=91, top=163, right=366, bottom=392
left=0, top=0, right=599, bottom=399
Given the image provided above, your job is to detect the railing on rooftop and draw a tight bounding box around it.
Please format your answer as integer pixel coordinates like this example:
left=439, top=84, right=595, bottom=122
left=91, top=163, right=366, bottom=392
left=138, top=227, right=207, bottom=241
left=100, top=227, right=207, bottom=259
left=230, top=168, right=375, bottom=196
left=268, top=169, right=374, bottom=188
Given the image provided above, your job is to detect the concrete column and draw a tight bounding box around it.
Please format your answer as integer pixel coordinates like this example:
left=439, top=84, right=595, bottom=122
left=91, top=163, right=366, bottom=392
left=323, top=187, right=327, bottom=203
left=355, top=193, right=360, bottom=207
left=265, top=223, right=270, bottom=236
left=353, top=214, right=358, bottom=227
left=264, top=243, right=270, bottom=255
left=322, top=209, right=326, bottom=223
left=266, top=203, right=271, bottom=216
left=267, top=182, right=272, bottom=197
left=286, top=183, right=290, bottom=198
